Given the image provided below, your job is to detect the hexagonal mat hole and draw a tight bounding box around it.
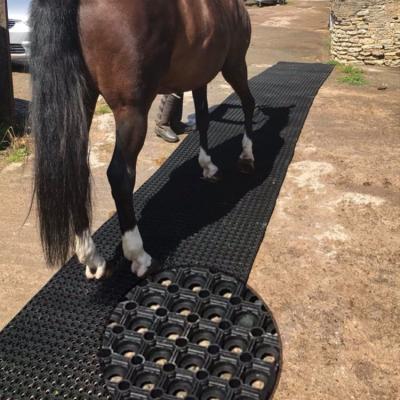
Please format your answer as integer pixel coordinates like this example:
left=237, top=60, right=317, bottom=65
left=170, top=298, right=196, bottom=317
left=176, top=352, right=205, bottom=373
left=189, top=328, right=217, bottom=348
left=158, top=322, right=184, bottom=341
left=182, top=273, right=208, bottom=294
left=242, top=370, right=269, bottom=391
left=200, top=304, right=227, bottom=324
left=114, top=340, right=141, bottom=360
left=222, top=335, right=249, bottom=354
left=166, top=379, right=193, bottom=399
left=210, top=360, right=238, bottom=381
left=134, top=371, right=160, bottom=392
left=145, top=347, right=173, bottom=367
left=129, top=316, right=154, bottom=334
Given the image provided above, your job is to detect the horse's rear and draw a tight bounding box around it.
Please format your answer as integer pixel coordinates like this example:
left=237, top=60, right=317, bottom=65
left=31, top=0, right=254, bottom=280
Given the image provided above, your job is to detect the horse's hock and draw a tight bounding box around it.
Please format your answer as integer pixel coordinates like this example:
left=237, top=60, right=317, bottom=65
left=330, top=0, right=400, bottom=67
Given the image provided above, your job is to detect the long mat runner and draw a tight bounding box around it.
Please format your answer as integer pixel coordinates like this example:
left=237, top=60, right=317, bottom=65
left=0, top=62, right=332, bottom=399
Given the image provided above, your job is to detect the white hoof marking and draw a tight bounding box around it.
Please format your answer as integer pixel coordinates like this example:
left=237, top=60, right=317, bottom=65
left=199, top=147, right=219, bottom=178
left=240, top=134, right=254, bottom=162
left=76, top=230, right=106, bottom=280
left=95, top=264, right=106, bottom=279
left=85, top=266, right=96, bottom=280
left=123, top=226, right=152, bottom=278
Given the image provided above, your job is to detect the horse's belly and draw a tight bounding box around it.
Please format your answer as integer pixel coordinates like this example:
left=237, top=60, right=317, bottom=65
left=158, top=29, right=232, bottom=93
left=158, top=51, right=228, bottom=94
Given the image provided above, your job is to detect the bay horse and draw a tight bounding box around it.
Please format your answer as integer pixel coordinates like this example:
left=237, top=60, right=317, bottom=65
left=30, top=0, right=255, bottom=279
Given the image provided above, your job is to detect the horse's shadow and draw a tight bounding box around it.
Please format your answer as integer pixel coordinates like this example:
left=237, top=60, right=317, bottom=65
left=96, top=103, right=292, bottom=296
left=136, top=103, right=292, bottom=264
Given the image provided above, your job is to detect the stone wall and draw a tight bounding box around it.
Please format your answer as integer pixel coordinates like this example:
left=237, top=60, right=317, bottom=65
left=330, top=0, right=400, bottom=67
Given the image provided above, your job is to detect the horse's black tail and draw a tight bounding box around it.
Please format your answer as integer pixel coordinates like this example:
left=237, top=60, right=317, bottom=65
left=30, top=0, right=93, bottom=265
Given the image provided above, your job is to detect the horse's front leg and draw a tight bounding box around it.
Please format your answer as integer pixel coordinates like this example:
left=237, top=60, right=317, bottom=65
left=192, top=86, right=220, bottom=181
left=222, top=60, right=256, bottom=174
left=107, top=105, right=153, bottom=278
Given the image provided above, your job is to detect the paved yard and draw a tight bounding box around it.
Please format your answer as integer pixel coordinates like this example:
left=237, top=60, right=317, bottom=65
left=0, top=1, right=399, bottom=399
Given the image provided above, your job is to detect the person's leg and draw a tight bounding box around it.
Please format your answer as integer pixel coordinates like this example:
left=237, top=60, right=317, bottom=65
left=170, top=92, right=184, bottom=125
left=169, top=93, right=195, bottom=134
left=155, top=93, right=194, bottom=142
left=155, top=94, right=181, bottom=142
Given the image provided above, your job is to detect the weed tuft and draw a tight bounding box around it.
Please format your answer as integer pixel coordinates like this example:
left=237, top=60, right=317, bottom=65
left=0, top=124, right=31, bottom=164
left=328, top=60, right=367, bottom=86
left=6, top=145, right=30, bottom=163
left=95, top=103, right=112, bottom=115
left=327, top=59, right=341, bottom=66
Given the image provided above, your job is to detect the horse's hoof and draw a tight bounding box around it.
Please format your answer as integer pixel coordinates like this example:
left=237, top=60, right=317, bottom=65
left=238, top=158, right=255, bottom=174
left=201, top=170, right=223, bottom=183
left=137, top=259, right=163, bottom=279
left=85, top=266, right=97, bottom=280
left=85, top=263, right=107, bottom=280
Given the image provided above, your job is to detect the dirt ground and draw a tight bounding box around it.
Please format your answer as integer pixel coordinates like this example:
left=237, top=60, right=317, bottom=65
left=1, top=1, right=399, bottom=399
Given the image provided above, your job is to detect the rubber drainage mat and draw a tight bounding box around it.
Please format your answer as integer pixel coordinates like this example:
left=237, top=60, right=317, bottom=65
left=100, top=267, right=281, bottom=400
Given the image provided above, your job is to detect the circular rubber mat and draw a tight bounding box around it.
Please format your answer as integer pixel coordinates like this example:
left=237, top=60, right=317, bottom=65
left=100, top=267, right=281, bottom=399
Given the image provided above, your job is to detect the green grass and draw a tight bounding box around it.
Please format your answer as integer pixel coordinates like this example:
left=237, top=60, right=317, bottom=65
left=327, top=59, right=341, bottom=66
left=95, top=103, right=112, bottom=115
left=327, top=60, right=367, bottom=86
left=338, top=65, right=366, bottom=86
left=0, top=122, right=31, bottom=163
left=6, top=145, right=30, bottom=163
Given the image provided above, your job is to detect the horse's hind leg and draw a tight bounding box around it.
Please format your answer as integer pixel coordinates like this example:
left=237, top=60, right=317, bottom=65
left=222, top=60, right=256, bottom=173
left=192, top=86, right=219, bottom=181
left=107, top=105, right=153, bottom=278
left=76, top=231, right=107, bottom=279
left=73, top=91, right=107, bottom=280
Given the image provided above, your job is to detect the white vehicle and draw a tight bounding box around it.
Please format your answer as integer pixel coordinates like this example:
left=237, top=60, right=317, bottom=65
left=7, top=0, right=31, bottom=64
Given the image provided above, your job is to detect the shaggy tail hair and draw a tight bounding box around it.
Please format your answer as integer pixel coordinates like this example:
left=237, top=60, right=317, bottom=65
left=30, top=0, right=92, bottom=265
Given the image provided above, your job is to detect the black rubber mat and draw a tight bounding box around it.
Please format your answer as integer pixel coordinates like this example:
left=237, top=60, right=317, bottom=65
left=101, top=267, right=281, bottom=399
left=135, top=62, right=332, bottom=282
left=0, top=62, right=332, bottom=399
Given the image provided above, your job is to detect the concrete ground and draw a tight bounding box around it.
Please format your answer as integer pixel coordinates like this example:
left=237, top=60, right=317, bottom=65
left=1, top=1, right=399, bottom=399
